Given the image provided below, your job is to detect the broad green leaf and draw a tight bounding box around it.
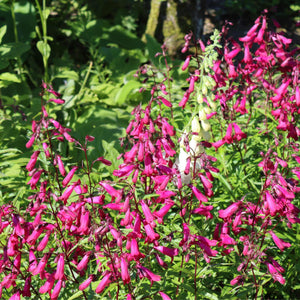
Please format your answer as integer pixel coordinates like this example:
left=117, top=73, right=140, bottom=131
left=114, top=80, right=140, bottom=105
left=0, top=25, right=6, bottom=44
left=36, top=40, right=51, bottom=60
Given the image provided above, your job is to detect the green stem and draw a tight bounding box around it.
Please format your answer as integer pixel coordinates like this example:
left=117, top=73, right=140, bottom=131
left=10, top=0, right=23, bottom=75
left=35, top=0, right=49, bottom=82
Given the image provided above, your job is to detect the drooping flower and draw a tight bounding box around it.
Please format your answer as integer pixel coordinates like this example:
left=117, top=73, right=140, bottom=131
left=95, top=271, right=112, bottom=294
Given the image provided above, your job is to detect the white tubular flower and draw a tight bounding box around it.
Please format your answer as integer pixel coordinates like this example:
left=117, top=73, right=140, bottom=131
left=201, top=119, right=211, bottom=131
left=199, top=109, right=206, bottom=121
left=203, top=106, right=211, bottom=114
left=197, top=93, right=203, bottom=104
left=176, top=147, right=192, bottom=184
left=191, top=116, right=201, bottom=133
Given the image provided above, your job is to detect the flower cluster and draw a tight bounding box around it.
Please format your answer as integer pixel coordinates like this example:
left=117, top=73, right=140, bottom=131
left=0, top=12, right=300, bottom=299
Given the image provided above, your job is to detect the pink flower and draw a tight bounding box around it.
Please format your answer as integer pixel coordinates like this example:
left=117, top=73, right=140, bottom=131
left=230, top=275, right=243, bottom=286
left=129, top=238, right=145, bottom=260
left=49, top=98, right=65, bottom=104
left=56, top=155, right=66, bottom=177
left=158, top=96, right=172, bottom=108
left=232, top=123, right=247, bottom=141
left=159, top=291, right=172, bottom=300
left=182, top=55, right=191, bottom=71
left=141, top=200, right=155, bottom=225
left=77, top=252, right=91, bottom=272
left=144, top=223, right=160, bottom=243
left=265, top=191, right=277, bottom=216
left=137, top=265, right=161, bottom=285
left=121, top=256, right=131, bottom=284
left=190, top=185, right=208, bottom=203
left=95, top=271, right=112, bottom=294
left=9, top=290, right=21, bottom=300
left=27, top=170, right=43, bottom=190
left=37, top=232, right=50, bottom=251
left=22, top=276, right=31, bottom=297
left=179, top=91, right=191, bottom=108
left=269, top=231, right=291, bottom=251
left=100, top=182, right=122, bottom=202
left=154, top=246, right=179, bottom=259
left=51, top=279, right=62, bottom=299
left=79, top=275, right=94, bottom=291
left=219, top=201, right=242, bottom=219
left=26, top=135, right=35, bottom=148
left=62, top=166, right=78, bottom=187
left=26, top=151, right=40, bottom=172
left=54, top=255, right=65, bottom=280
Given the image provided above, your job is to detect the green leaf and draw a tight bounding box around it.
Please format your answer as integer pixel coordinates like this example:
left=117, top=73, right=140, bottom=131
left=55, top=70, right=79, bottom=81
left=36, top=40, right=51, bottom=60
left=145, top=34, right=161, bottom=67
left=0, top=25, right=7, bottom=44
left=68, top=290, right=83, bottom=300
left=114, top=80, right=140, bottom=105
left=0, top=72, right=21, bottom=82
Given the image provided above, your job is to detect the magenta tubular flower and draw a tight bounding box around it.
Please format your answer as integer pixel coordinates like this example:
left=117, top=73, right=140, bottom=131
left=9, top=290, right=21, bottom=300
left=226, top=47, right=241, bottom=61
left=179, top=223, right=190, bottom=246
left=178, top=91, right=190, bottom=108
left=154, top=246, right=179, bottom=258
left=158, top=96, right=172, bottom=108
left=153, top=201, right=174, bottom=223
left=162, top=119, right=175, bottom=136
left=223, top=123, right=233, bottom=143
left=192, top=205, right=213, bottom=219
left=60, top=184, right=76, bottom=204
left=159, top=291, right=172, bottom=300
left=190, top=185, right=208, bottom=203
left=219, top=201, right=242, bottom=219
left=27, top=227, right=44, bottom=245
left=79, top=275, right=94, bottom=291
left=130, top=238, right=145, bottom=260
left=265, top=262, right=286, bottom=284
left=113, top=164, right=136, bottom=178
left=154, top=253, right=168, bottom=269
left=62, top=166, right=78, bottom=187
left=99, top=182, right=122, bottom=202
left=95, top=271, right=112, bottom=294
left=124, top=143, right=139, bottom=162
left=182, top=55, right=191, bottom=71
left=56, top=155, right=66, bottom=177
left=269, top=231, right=291, bottom=251
left=26, top=151, right=40, bottom=172
left=230, top=275, right=243, bottom=286
left=77, top=252, right=91, bottom=272
left=55, top=254, right=65, bottom=280
left=51, top=279, right=62, bottom=299
left=232, top=123, right=247, bottom=141
left=22, top=276, right=31, bottom=297
left=26, top=135, right=36, bottom=148
left=27, top=170, right=43, bottom=190
left=78, top=210, right=90, bottom=235
left=138, top=265, right=161, bottom=285
left=37, top=232, right=50, bottom=251
left=121, top=256, right=131, bottom=284
left=32, top=252, right=51, bottom=276
left=141, top=200, right=154, bottom=225
left=143, top=153, right=154, bottom=176
left=144, top=223, right=160, bottom=243
left=265, top=191, right=277, bottom=216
